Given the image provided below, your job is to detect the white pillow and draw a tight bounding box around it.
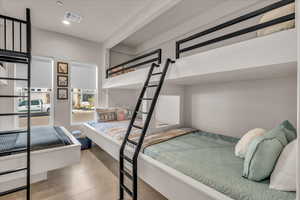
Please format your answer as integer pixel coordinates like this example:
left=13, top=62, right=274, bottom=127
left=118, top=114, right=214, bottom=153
left=270, top=140, right=296, bottom=192
left=235, top=128, right=266, bottom=158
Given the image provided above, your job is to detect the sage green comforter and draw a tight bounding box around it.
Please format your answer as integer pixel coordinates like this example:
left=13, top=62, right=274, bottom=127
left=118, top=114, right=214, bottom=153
left=143, top=131, right=296, bottom=200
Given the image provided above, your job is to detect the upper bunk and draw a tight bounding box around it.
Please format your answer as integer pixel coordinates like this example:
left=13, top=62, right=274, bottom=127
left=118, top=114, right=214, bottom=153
left=103, top=0, right=296, bottom=89
left=0, top=9, right=31, bottom=64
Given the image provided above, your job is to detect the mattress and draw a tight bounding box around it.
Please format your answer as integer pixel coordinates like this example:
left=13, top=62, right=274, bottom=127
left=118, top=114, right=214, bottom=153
left=144, top=131, right=296, bottom=200
left=87, top=120, right=142, bottom=141
left=0, top=126, right=72, bottom=156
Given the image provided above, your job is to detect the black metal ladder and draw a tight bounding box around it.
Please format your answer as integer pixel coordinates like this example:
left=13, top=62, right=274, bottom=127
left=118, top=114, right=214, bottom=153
left=119, top=58, right=175, bottom=200
left=0, top=8, right=31, bottom=199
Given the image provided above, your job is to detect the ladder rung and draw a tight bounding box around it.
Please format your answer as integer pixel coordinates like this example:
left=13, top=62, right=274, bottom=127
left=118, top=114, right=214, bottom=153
left=121, top=169, right=133, bottom=180
left=146, top=84, right=159, bottom=88
left=0, top=168, right=27, bottom=176
left=0, top=113, right=27, bottom=117
left=0, top=129, right=27, bottom=136
left=123, top=155, right=133, bottom=164
left=141, top=98, right=153, bottom=101
left=0, top=95, right=28, bottom=98
left=127, top=139, right=138, bottom=146
left=152, top=72, right=162, bottom=76
left=0, top=77, right=28, bottom=81
left=132, top=124, right=143, bottom=130
left=136, top=111, right=148, bottom=115
left=0, top=186, right=27, bottom=197
left=121, top=184, right=133, bottom=196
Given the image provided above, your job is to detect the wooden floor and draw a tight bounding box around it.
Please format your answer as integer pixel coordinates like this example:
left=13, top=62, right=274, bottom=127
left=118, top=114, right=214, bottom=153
left=0, top=146, right=167, bottom=200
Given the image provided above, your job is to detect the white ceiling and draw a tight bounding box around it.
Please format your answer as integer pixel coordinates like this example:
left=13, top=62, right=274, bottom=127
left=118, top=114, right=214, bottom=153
left=121, top=0, right=226, bottom=47
left=0, top=0, right=161, bottom=43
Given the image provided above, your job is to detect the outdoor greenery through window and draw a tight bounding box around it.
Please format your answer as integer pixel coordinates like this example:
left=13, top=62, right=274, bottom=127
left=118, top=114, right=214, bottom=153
left=72, top=88, right=96, bottom=123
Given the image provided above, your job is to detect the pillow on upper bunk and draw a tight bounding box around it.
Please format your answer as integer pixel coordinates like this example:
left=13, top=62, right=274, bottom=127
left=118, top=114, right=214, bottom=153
left=116, top=108, right=133, bottom=121
left=243, top=120, right=296, bottom=181
left=270, top=139, right=296, bottom=192
left=235, top=128, right=267, bottom=158
left=257, top=2, right=295, bottom=37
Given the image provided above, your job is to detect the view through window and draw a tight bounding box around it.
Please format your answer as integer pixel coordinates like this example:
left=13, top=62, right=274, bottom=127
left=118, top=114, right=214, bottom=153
left=16, top=57, right=53, bottom=128
left=71, top=63, right=97, bottom=124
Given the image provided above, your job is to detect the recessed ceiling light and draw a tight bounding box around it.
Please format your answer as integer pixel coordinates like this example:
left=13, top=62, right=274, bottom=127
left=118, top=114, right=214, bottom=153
left=65, top=11, right=82, bottom=23
left=57, top=1, right=64, bottom=6
left=62, top=20, right=70, bottom=25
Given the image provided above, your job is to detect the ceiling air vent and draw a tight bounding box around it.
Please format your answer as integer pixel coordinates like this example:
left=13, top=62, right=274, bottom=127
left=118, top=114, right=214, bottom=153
left=64, top=11, right=82, bottom=23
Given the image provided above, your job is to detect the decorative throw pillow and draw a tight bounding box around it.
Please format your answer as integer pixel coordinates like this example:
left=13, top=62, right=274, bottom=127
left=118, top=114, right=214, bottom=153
left=235, top=128, right=267, bottom=158
left=270, top=140, right=296, bottom=191
left=243, top=120, right=296, bottom=181
left=257, top=3, right=295, bottom=37
left=116, top=108, right=127, bottom=121
left=96, top=108, right=117, bottom=122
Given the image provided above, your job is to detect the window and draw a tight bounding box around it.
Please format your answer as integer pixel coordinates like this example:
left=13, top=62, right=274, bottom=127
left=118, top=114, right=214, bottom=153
left=71, top=63, right=97, bottom=124
left=16, top=57, right=53, bottom=128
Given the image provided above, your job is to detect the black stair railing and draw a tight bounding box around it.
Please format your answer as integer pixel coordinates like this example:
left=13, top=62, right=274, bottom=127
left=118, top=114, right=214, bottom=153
left=119, top=58, right=175, bottom=200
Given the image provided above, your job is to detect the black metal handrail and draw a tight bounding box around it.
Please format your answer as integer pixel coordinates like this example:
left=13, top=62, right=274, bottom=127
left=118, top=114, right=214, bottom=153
left=106, top=48, right=162, bottom=78
left=175, top=0, right=295, bottom=59
left=0, top=13, right=29, bottom=57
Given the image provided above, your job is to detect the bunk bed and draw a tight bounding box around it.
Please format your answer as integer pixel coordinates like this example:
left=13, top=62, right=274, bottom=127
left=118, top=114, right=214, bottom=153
left=103, top=0, right=296, bottom=89
left=0, top=10, right=81, bottom=197
left=87, top=0, right=297, bottom=200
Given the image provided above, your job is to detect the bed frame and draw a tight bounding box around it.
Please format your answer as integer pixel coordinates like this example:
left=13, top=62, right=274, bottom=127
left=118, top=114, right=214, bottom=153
left=83, top=123, right=234, bottom=200
left=0, top=8, right=32, bottom=198
left=0, top=127, right=81, bottom=193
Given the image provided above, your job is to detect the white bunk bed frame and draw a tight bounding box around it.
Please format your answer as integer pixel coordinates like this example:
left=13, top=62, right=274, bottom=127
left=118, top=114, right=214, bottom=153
left=0, top=127, right=81, bottom=193
left=93, top=0, right=298, bottom=199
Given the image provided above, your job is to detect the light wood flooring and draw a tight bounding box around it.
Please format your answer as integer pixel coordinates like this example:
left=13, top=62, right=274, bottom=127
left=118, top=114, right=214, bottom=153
left=0, top=146, right=167, bottom=200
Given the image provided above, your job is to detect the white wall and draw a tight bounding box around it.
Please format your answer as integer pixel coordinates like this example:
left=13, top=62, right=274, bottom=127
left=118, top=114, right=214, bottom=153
left=32, top=27, right=102, bottom=64
left=184, top=76, right=297, bottom=138
left=156, top=95, right=180, bottom=125
left=107, top=89, right=139, bottom=109
left=109, top=50, right=134, bottom=68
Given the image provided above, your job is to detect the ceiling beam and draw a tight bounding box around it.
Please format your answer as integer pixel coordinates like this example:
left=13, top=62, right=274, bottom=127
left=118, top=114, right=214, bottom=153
left=103, top=0, right=182, bottom=49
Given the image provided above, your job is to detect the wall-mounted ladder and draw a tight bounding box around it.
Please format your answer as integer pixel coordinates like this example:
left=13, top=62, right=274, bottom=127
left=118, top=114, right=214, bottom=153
left=0, top=8, right=32, bottom=200
left=119, top=58, right=175, bottom=200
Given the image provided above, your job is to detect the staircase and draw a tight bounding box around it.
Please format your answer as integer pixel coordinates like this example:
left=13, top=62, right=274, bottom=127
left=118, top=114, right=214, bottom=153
left=119, top=58, right=175, bottom=200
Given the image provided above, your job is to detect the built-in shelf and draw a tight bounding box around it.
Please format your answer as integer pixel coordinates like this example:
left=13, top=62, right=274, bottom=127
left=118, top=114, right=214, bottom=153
left=103, top=29, right=296, bottom=89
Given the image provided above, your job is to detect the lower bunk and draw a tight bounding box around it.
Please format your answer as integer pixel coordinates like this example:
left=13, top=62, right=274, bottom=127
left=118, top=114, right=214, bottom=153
left=0, top=126, right=81, bottom=192
left=83, top=121, right=296, bottom=200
